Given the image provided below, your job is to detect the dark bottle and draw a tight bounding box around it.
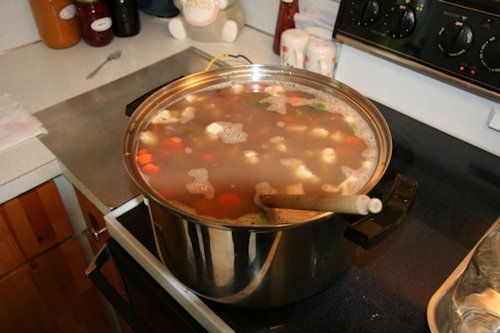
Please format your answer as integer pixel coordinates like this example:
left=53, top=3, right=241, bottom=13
left=273, top=0, right=299, bottom=55
left=108, top=0, right=140, bottom=37
left=76, top=0, right=114, bottom=47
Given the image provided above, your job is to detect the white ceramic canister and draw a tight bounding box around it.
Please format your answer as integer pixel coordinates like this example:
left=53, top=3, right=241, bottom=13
left=304, top=36, right=337, bottom=78
left=280, top=28, right=310, bottom=69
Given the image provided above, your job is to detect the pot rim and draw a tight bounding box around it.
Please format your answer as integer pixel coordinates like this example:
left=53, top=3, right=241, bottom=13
left=123, top=64, right=393, bottom=231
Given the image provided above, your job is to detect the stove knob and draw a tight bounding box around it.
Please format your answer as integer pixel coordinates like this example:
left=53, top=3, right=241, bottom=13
left=350, top=0, right=381, bottom=26
left=480, top=36, right=500, bottom=72
left=383, top=5, right=416, bottom=38
left=437, top=21, right=473, bottom=57
left=358, top=0, right=381, bottom=26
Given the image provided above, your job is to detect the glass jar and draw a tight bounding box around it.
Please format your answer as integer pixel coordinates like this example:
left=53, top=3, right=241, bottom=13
left=108, top=0, right=140, bottom=37
left=450, top=227, right=500, bottom=333
left=76, top=0, right=114, bottom=47
left=273, top=0, right=299, bottom=55
left=29, top=0, right=81, bottom=49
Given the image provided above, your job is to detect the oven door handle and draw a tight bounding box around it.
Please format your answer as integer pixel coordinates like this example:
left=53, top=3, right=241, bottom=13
left=85, top=244, right=152, bottom=333
left=344, top=173, right=418, bottom=249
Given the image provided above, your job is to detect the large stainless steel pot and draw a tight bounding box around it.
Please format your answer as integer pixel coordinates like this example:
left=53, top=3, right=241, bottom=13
left=123, top=65, right=416, bottom=308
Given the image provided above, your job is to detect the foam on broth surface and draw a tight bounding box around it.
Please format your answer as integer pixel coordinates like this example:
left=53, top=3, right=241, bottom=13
left=135, top=80, right=379, bottom=225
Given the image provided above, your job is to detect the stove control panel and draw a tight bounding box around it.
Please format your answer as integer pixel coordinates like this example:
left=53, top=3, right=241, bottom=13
left=334, top=0, right=499, bottom=100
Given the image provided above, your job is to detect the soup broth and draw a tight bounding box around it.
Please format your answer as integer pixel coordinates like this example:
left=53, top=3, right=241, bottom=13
left=135, top=81, right=378, bottom=224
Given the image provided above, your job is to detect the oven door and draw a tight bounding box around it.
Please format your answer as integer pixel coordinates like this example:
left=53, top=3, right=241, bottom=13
left=85, top=197, right=235, bottom=333
left=86, top=240, right=206, bottom=333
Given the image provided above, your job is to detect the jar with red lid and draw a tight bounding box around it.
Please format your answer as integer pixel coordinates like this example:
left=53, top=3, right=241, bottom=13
left=76, top=0, right=114, bottom=47
left=29, top=0, right=81, bottom=49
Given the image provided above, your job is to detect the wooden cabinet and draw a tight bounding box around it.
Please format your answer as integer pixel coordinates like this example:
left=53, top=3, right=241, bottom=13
left=0, top=180, right=113, bottom=333
left=74, top=187, right=134, bottom=333
left=74, top=188, right=111, bottom=251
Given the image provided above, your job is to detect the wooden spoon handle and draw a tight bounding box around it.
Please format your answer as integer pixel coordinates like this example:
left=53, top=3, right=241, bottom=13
left=259, top=194, right=382, bottom=215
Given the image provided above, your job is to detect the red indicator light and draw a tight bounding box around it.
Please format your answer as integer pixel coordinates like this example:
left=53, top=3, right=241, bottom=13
left=459, top=65, right=465, bottom=71
left=468, top=66, right=478, bottom=75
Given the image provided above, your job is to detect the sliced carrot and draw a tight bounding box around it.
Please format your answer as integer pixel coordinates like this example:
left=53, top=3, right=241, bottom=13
left=217, top=193, right=243, bottom=218
left=192, top=199, right=222, bottom=219
left=142, top=163, right=160, bottom=174
left=344, top=135, right=366, bottom=151
left=217, top=192, right=242, bottom=207
left=136, top=153, right=153, bottom=166
left=163, top=136, right=183, bottom=151
left=137, top=148, right=149, bottom=155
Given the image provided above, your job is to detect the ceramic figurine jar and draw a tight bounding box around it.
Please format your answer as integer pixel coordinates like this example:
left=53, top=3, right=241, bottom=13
left=168, top=0, right=245, bottom=43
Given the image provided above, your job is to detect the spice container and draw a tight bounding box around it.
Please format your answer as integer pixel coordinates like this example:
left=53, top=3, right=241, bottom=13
left=76, top=0, right=114, bottom=47
left=273, top=0, right=299, bottom=55
left=108, top=0, right=140, bottom=37
left=29, top=0, right=81, bottom=49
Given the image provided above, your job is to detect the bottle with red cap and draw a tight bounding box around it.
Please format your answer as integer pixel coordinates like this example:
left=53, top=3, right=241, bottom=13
left=273, top=0, right=299, bottom=55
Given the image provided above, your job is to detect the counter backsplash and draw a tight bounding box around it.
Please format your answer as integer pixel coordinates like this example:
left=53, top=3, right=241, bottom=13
left=0, top=0, right=283, bottom=52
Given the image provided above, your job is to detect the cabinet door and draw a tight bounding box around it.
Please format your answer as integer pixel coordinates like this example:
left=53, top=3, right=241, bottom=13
left=74, top=187, right=134, bottom=333
left=0, top=180, right=73, bottom=275
left=0, top=180, right=113, bottom=332
left=74, top=188, right=123, bottom=287
left=74, top=188, right=110, bottom=251
left=0, top=238, right=113, bottom=333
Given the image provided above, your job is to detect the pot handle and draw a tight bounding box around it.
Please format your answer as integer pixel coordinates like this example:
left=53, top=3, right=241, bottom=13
left=344, top=173, right=417, bottom=249
left=125, top=76, right=184, bottom=117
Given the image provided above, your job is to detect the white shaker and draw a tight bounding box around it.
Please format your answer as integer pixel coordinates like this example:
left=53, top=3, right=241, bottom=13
left=280, top=28, right=310, bottom=69
left=304, top=36, right=336, bottom=78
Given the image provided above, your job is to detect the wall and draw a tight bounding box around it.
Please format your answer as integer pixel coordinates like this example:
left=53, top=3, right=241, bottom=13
left=240, top=0, right=279, bottom=35
left=0, top=0, right=280, bottom=52
left=0, top=0, right=40, bottom=52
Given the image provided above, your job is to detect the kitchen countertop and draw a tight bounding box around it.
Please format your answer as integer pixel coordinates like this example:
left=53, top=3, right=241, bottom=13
left=36, top=47, right=225, bottom=211
left=0, top=138, right=60, bottom=203
left=0, top=12, right=278, bottom=206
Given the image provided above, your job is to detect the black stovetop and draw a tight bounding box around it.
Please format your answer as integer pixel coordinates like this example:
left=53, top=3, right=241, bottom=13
left=118, top=100, right=499, bottom=332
